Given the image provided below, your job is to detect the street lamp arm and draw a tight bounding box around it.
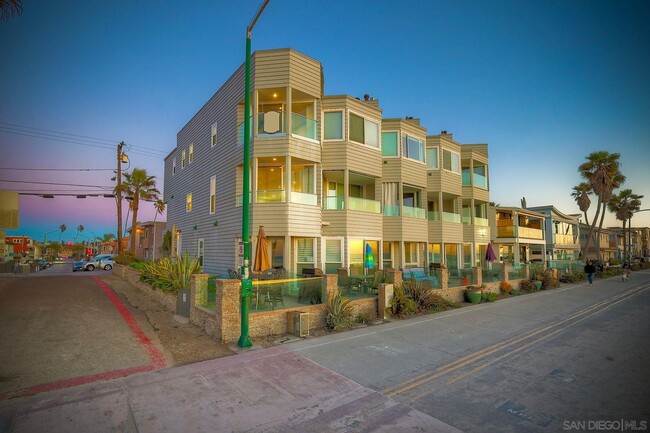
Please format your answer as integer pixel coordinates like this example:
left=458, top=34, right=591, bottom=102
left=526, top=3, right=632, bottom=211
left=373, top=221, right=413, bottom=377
left=247, top=0, right=270, bottom=36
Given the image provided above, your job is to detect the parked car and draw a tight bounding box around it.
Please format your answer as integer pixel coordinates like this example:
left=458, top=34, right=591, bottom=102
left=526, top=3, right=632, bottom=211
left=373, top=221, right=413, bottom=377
left=98, top=257, right=115, bottom=271
left=72, top=254, right=116, bottom=272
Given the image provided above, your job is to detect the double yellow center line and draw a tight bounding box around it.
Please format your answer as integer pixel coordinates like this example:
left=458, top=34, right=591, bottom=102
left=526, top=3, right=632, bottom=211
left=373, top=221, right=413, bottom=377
left=383, top=284, right=648, bottom=402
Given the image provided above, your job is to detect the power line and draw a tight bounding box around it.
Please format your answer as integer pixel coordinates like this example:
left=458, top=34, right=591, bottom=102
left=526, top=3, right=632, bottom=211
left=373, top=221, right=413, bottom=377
left=0, top=121, right=168, bottom=155
left=0, top=122, right=165, bottom=158
left=0, top=167, right=114, bottom=171
left=0, top=179, right=113, bottom=188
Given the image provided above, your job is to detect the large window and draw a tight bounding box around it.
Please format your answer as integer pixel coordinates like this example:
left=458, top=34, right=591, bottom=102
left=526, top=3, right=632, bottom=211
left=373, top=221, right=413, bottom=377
left=349, top=113, right=379, bottom=147
left=382, top=131, right=398, bottom=157
left=296, top=238, right=315, bottom=275
left=209, top=175, right=216, bottom=214
left=443, top=150, right=460, bottom=173
left=291, top=164, right=314, bottom=193
left=324, top=238, right=342, bottom=274
left=258, top=166, right=283, bottom=190
left=186, top=193, right=192, bottom=212
left=445, top=244, right=458, bottom=268
left=426, top=147, right=439, bottom=169
left=402, top=134, right=425, bottom=162
left=383, top=241, right=393, bottom=269
left=429, top=243, right=441, bottom=263
left=323, top=111, right=343, bottom=140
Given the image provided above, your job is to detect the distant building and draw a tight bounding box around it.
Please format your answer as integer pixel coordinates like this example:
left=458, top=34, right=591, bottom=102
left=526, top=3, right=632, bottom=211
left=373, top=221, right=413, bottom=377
left=488, top=206, right=547, bottom=264
left=5, top=236, right=32, bottom=260
left=526, top=206, right=581, bottom=261
left=133, top=221, right=166, bottom=260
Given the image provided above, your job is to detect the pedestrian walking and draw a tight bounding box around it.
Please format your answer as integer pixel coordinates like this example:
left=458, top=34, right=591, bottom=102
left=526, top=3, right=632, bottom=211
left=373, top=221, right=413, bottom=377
left=622, top=262, right=631, bottom=282
left=584, top=260, right=596, bottom=286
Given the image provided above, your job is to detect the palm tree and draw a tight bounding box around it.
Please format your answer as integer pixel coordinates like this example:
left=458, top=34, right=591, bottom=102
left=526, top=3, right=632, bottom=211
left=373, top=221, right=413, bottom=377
left=152, top=199, right=166, bottom=260
left=578, top=151, right=625, bottom=260
left=75, top=225, right=84, bottom=242
left=119, top=168, right=160, bottom=254
left=58, top=224, right=67, bottom=242
left=0, top=0, right=22, bottom=21
left=571, top=183, right=593, bottom=255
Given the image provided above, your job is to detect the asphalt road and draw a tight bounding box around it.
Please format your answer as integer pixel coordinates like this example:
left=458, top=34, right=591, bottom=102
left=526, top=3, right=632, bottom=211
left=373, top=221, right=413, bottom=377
left=0, top=270, right=168, bottom=399
left=292, top=271, right=650, bottom=433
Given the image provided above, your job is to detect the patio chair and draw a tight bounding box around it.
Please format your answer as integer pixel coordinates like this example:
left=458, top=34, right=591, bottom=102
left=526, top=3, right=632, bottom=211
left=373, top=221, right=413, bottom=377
left=337, top=267, right=359, bottom=295
left=227, top=268, right=241, bottom=279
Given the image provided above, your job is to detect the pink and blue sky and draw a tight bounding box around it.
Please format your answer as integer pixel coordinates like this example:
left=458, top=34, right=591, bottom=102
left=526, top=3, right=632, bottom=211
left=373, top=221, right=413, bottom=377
left=1, top=0, right=649, bottom=242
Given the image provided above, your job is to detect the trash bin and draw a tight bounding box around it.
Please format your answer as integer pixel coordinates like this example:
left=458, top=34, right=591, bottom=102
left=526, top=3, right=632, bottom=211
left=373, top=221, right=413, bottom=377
left=176, top=289, right=190, bottom=317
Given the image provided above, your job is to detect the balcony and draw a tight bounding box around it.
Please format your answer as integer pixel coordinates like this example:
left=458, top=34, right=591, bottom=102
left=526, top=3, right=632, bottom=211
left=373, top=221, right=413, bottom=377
left=383, top=205, right=400, bottom=217
left=555, top=233, right=578, bottom=245
left=403, top=206, right=426, bottom=219
left=323, top=196, right=344, bottom=210
left=235, top=193, right=251, bottom=207
left=349, top=197, right=381, bottom=213
left=256, top=190, right=286, bottom=203
left=291, top=113, right=318, bottom=141
left=519, top=226, right=543, bottom=240
left=442, top=212, right=461, bottom=223
left=258, top=111, right=286, bottom=136
left=290, top=191, right=317, bottom=206
left=475, top=217, right=489, bottom=226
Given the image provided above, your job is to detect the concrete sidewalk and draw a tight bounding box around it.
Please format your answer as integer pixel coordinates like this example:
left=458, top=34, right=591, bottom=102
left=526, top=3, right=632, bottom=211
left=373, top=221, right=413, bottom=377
left=0, top=345, right=461, bottom=433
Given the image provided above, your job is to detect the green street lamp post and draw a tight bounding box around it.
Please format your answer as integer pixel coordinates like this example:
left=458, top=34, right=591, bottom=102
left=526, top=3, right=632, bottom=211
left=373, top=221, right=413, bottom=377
left=238, top=0, right=270, bottom=348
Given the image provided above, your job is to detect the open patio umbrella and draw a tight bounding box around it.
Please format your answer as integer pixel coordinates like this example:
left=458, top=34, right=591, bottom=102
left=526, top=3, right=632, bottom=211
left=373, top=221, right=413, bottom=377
left=485, top=243, right=497, bottom=270
left=253, top=226, right=271, bottom=273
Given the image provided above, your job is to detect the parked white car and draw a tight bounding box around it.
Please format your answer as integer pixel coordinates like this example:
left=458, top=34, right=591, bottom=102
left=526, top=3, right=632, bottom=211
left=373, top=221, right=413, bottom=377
left=72, top=254, right=116, bottom=272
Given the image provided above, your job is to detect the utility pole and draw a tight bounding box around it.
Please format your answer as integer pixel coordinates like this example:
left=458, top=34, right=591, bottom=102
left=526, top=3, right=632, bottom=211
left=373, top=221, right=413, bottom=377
left=116, top=141, right=125, bottom=254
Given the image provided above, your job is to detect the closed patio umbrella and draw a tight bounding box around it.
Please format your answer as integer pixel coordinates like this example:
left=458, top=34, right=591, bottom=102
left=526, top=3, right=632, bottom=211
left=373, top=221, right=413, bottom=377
left=365, top=243, right=374, bottom=270
left=253, top=226, right=271, bottom=273
left=485, top=243, right=497, bottom=270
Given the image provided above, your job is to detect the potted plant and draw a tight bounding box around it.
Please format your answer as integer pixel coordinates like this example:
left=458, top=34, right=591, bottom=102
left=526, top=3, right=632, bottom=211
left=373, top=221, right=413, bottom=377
left=464, top=284, right=485, bottom=304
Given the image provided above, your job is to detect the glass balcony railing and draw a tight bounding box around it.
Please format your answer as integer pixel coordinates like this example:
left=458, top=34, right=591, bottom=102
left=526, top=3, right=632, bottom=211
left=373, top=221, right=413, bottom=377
left=519, top=226, right=543, bottom=239
left=462, top=216, right=471, bottom=225
left=442, top=212, right=461, bottom=223
left=383, top=205, right=400, bottom=216
left=428, top=211, right=440, bottom=221
left=554, top=234, right=578, bottom=245
left=291, top=113, right=318, bottom=140
left=237, top=117, right=253, bottom=145
left=349, top=197, right=381, bottom=213
left=403, top=206, right=426, bottom=219
left=323, top=196, right=344, bottom=210
left=474, top=173, right=488, bottom=189
left=290, top=191, right=317, bottom=206
left=256, top=190, right=286, bottom=203
left=462, top=171, right=471, bottom=186
left=497, top=226, right=516, bottom=237
left=475, top=217, right=489, bottom=226
left=257, top=111, right=285, bottom=135
left=235, top=193, right=251, bottom=207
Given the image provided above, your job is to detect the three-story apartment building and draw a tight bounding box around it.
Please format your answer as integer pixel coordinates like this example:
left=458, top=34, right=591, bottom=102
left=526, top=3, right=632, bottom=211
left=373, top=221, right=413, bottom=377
left=163, top=48, right=491, bottom=276
left=527, top=205, right=581, bottom=261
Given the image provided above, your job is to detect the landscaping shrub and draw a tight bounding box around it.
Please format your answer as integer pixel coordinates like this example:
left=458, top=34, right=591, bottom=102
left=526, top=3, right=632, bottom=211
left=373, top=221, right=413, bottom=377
left=427, top=293, right=455, bottom=312
left=390, top=285, right=417, bottom=317
left=519, top=279, right=538, bottom=293
left=114, top=251, right=143, bottom=265
left=129, top=261, right=146, bottom=271
left=481, top=292, right=497, bottom=303
left=559, top=271, right=587, bottom=284
left=540, top=269, right=560, bottom=289
left=601, top=267, right=623, bottom=279
left=510, top=289, right=522, bottom=296
left=499, top=281, right=513, bottom=295
left=355, top=312, right=374, bottom=325
left=402, top=278, right=439, bottom=311
left=138, top=253, right=202, bottom=293
left=326, top=290, right=354, bottom=330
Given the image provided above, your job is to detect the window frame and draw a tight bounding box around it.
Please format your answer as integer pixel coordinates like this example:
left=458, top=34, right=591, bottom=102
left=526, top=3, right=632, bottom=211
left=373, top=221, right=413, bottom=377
left=186, top=193, right=193, bottom=212
left=442, top=149, right=461, bottom=174
left=181, top=150, right=187, bottom=169
left=172, top=157, right=176, bottom=175
left=209, top=175, right=216, bottom=214
left=347, top=110, right=380, bottom=149
left=401, top=133, right=425, bottom=163
left=381, top=131, right=399, bottom=157
left=322, top=110, right=343, bottom=141
left=189, top=143, right=194, bottom=164
left=211, top=122, right=217, bottom=147
left=426, top=147, right=439, bottom=169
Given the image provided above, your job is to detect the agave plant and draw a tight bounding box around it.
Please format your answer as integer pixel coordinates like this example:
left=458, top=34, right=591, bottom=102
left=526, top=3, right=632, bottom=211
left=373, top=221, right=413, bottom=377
left=325, top=290, right=354, bottom=330
left=138, top=254, right=201, bottom=293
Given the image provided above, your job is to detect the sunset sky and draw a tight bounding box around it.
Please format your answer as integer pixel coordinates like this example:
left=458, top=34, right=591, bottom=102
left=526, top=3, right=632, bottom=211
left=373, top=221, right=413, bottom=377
left=1, top=0, right=649, bottom=242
